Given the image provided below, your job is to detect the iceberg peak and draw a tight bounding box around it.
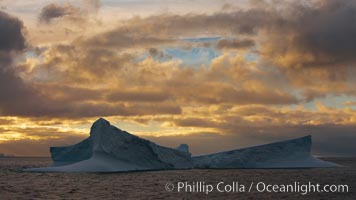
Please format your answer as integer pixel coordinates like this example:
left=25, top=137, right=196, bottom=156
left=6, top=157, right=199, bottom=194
left=92, top=117, right=111, bottom=128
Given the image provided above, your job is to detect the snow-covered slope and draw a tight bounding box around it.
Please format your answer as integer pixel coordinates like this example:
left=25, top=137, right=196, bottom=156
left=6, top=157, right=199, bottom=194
left=193, top=136, right=337, bottom=168
left=25, top=118, right=337, bottom=172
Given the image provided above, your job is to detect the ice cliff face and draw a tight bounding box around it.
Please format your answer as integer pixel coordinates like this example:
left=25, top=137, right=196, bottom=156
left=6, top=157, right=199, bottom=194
left=50, top=138, right=92, bottom=166
left=25, top=118, right=337, bottom=172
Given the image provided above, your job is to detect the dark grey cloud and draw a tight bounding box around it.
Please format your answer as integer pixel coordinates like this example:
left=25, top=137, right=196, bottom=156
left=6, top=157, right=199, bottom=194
left=296, top=0, right=356, bottom=65
left=39, top=3, right=79, bottom=23
left=38, top=0, right=102, bottom=25
left=0, top=11, right=25, bottom=52
left=148, top=48, right=166, bottom=59
left=0, top=11, right=37, bottom=118
left=256, top=0, right=356, bottom=69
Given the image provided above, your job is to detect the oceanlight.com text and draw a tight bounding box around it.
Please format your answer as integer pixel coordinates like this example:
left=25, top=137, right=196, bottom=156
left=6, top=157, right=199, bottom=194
left=165, top=181, right=349, bottom=195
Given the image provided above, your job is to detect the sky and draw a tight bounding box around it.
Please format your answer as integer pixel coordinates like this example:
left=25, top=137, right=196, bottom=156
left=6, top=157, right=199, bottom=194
left=0, top=0, right=356, bottom=156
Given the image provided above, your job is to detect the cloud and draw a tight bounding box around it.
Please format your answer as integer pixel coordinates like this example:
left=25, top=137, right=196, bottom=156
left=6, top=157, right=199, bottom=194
left=235, top=0, right=356, bottom=82
left=147, top=48, right=170, bottom=59
left=39, top=3, right=80, bottom=23
left=217, top=38, right=255, bottom=49
left=174, top=81, right=299, bottom=105
left=83, top=0, right=101, bottom=13
left=0, top=13, right=71, bottom=118
left=170, top=103, right=356, bottom=131
left=2, top=0, right=356, bottom=156
left=98, top=0, right=356, bottom=70
left=342, top=101, right=356, bottom=106
left=30, top=0, right=356, bottom=70
left=82, top=29, right=173, bottom=50
left=0, top=96, right=182, bottom=118
left=10, top=40, right=298, bottom=118
left=0, top=14, right=177, bottom=118
left=106, top=89, right=170, bottom=102
left=76, top=9, right=270, bottom=50
left=38, top=0, right=101, bottom=25
left=0, top=11, right=25, bottom=52
left=0, top=11, right=40, bottom=119
left=13, top=0, right=356, bottom=118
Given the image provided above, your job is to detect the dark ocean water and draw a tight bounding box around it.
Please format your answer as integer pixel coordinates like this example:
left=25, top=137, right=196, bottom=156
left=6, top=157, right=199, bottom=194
left=0, top=157, right=355, bottom=199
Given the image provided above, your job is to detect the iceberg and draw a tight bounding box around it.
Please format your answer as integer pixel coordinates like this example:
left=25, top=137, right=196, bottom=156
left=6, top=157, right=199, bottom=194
left=192, top=136, right=336, bottom=168
left=25, top=118, right=337, bottom=172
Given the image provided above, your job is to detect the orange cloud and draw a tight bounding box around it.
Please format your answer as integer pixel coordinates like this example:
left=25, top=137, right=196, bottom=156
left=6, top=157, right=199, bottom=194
left=1, top=1, right=356, bottom=156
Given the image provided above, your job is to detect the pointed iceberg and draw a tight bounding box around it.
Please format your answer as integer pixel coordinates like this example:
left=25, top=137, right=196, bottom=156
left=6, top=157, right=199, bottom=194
left=27, top=118, right=192, bottom=172
left=25, top=118, right=337, bottom=172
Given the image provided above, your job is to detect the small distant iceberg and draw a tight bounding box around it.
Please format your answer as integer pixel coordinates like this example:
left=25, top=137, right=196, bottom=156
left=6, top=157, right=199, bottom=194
left=25, top=118, right=338, bottom=172
left=0, top=153, right=14, bottom=157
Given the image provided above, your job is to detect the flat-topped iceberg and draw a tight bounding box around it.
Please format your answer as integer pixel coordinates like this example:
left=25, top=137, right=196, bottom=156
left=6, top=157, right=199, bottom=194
left=192, top=135, right=335, bottom=168
left=25, top=118, right=337, bottom=172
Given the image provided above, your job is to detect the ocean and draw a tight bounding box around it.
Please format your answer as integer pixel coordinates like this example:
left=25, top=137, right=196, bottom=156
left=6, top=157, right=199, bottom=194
left=0, top=157, right=355, bottom=199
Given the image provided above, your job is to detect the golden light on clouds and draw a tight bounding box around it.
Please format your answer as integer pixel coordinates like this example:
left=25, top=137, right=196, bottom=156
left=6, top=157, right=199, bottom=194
left=0, top=0, right=356, bottom=156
